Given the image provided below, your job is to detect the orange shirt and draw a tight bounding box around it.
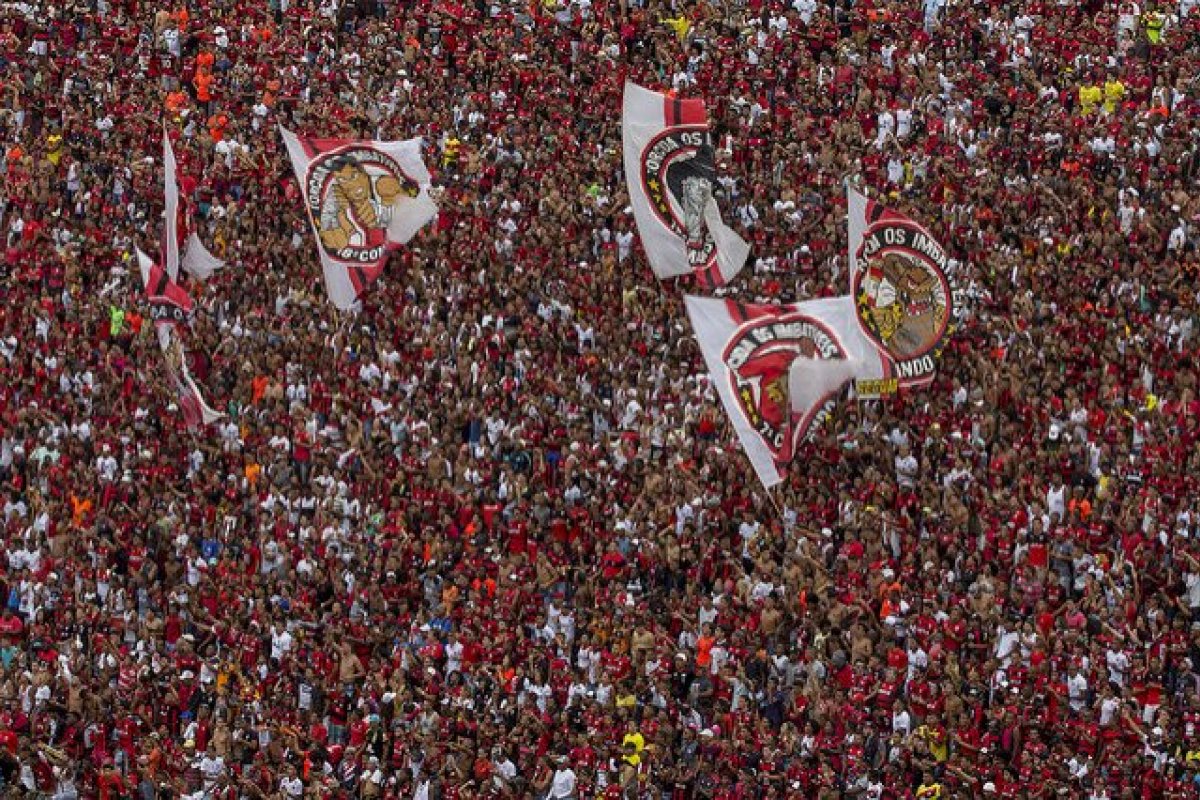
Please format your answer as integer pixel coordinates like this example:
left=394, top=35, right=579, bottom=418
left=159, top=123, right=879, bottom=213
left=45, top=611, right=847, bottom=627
left=70, top=495, right=93, bottom=527
left=207, top=113, right=229, bottom=142
left=696, top=635, right=715, bottom=668
left=251, top=375, right=268, bottom=403
left=194, top=72, right=214, bottom=102
left=196, top=51, right=214, bottom=72
left=1069, top=497, right=1093, bottom=520
left=165, top=90, right=188, bottom=114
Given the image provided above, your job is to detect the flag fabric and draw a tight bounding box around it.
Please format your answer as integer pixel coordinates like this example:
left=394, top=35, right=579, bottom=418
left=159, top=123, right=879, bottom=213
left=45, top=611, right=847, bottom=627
left=181, top=232, right=225, bottom=281
left=163, top=129, right=226, bottom=281
left=160, top=326, right=224, bottom=429
left=685, top=295, right=889, bottom=488
left=280, top=126, right=439, bottom=311
left=137, top=248, right=222, bottom=428
left=137, top=248, right=194, bottom=330
left=847, top=185, right=962, bottom=389
left=622, top=83, right=749, bottom=287
left=162, top=129, right=183, bottom=281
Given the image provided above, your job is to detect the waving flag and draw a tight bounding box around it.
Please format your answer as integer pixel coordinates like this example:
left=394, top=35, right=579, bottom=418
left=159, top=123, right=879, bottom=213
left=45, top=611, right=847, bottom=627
left=138, top=248, right=194, bottom=332
left=160, top=328, right=224, bottom=429
left=280, top=126, right=439, bottom=311
left=622, top=83, right=749, bottom=287
left=686, top=295, right=889, bottom=488
left=847, top=185, right=963, bottom=389
left=180, top=232, right=225, bottom=281
left=137, top=247, right=222, bottom=429
left=162, top=129, right=225, bottom=281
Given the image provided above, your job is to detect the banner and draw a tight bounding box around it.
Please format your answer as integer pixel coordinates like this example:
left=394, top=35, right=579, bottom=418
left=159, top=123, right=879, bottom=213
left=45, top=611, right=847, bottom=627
left=162, top=129, right=225, bottom=281
left=138, top=248, right=222, bottom=429
left=847, top=186, right=963, bottom=389
left=622, top=83, right=749, bottom=287
left=280, top=126, right=439, bottom=311
left=685, top=295, right=889, bottom=488
left=137, top=248, right=194, bottom=329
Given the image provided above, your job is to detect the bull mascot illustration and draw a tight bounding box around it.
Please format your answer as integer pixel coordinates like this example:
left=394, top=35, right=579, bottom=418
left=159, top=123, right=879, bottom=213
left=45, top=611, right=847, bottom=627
left=861, top=253, right=946, bottom=359
left=732, top=340, right=817, bottom=461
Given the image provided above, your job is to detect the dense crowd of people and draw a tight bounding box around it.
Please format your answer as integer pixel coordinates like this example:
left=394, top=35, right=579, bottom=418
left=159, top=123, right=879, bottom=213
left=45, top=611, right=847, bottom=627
left=1, top=0, right=1200, bottom=796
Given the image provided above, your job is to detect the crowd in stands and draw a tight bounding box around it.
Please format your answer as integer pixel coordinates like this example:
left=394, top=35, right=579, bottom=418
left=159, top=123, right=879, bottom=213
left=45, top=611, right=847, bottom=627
left=2, top=0, right=1200, bottom=796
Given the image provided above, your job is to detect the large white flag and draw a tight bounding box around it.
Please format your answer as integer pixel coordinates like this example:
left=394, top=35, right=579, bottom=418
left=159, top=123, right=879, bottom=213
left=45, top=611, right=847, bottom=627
left=280, top=126, right=439, bottom=311
left=622, top=83, right=749, bottom=287
left=685, top=295, right=890, bottom=488
left=847, top=185, right=962, bottom=389
left=162, top=129, right=226, bottom=281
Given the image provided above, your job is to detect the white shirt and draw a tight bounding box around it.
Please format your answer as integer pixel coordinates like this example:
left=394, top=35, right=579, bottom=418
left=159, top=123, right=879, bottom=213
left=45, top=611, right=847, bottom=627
left=198, top=754, right=225, bottom=782
left=792, top=0, right=816, bottom=23
left=1106, top=649, right=1130, bottom=687
left=271, top=628, right=294, bottom=660
left=1186, top=573, right=1200, bottom=609
left=1067, top=673, right=1088, bottom=712
left=894, top=454, right=918, bottom=488
left=549, top=767, right=578, bottom=798
left=279, top=776, right=303, bottom=798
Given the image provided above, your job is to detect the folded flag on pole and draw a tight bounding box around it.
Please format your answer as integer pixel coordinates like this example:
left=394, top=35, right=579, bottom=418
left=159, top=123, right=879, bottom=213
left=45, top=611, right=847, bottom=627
left=280, top=126, right=439, bottom=311
left=685, top=295, right=890, bottom=488
left=847, top=185, right=962, bottom=389
left=137, top=247, right=222, bottom=429
left=162, top=128, right=225, bottom=281
left=160, top=328, right=225, bottom=429
left=622, top=82, right=749, bottom=287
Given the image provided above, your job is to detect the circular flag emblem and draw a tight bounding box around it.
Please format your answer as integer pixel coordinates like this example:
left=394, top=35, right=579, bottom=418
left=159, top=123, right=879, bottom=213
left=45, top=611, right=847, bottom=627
left=853, top=220, right=953, bottom=366
left=640, top=128, right=719, bottom=268
left=723, top=312, right=845, bottom=462
left=306, top=146, right=420, bottom=264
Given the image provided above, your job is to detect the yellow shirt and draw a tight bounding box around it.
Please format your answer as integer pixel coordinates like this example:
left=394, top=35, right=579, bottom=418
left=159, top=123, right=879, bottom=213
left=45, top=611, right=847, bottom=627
left=916, top=783, right=942, bottom=799
left=1079, top=84, right=1102, bottom=115
left=1144, top=12, right=1164, bottom=44
left=1103, top=80, right=1125, bottom=113
left=664, top=15, right=690, bottom=41
left=46, top=134, right=63, bottom=166
left=918, top=725, right=949, bottom=763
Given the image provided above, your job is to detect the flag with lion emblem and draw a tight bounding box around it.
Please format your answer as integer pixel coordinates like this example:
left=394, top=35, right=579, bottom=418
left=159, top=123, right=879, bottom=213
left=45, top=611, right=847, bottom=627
left=847, top=185, right=962, bottom=390
left=685, top=295, right=890, bottom=488
left=622, top=83, right=749, bottom=287
left=280, top=127, right=439, bottom=311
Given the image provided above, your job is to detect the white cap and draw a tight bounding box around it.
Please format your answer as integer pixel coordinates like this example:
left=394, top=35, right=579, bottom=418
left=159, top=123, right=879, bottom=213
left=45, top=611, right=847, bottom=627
left=983, top=782, right=996, bottom=793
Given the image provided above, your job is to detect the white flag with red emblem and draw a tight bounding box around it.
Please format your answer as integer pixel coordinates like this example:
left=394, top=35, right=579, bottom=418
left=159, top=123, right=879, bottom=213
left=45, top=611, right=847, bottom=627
left=685, top=295, right=890, bottom=488
left=847, top=185, right=961, bottom=390
left=280, top=126, right=439, bottom=311
left=622, top=83, right=748, bottom=287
